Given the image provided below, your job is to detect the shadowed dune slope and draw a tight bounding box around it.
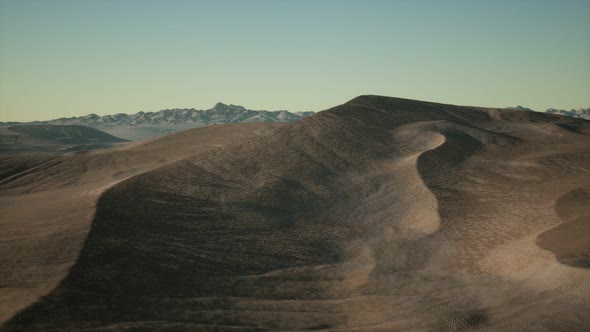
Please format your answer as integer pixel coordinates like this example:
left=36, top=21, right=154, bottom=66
left=0, top=125, right=128, bottom=154
left=4, top=96, right=590, bottom=331
left=6, top=125, right=126, bottom=143
left=538, top=186, right=590, bottom=268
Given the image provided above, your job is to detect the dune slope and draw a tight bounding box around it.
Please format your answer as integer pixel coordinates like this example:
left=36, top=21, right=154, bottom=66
left=0, top=123, right=280, bottom=326
left=3, top=96, right=590, bottom=331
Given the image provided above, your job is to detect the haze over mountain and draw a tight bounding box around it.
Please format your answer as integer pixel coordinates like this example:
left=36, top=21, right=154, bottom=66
left=2, top=96, right=589, bottom=331
left=1, top=103, right=313, bottom=141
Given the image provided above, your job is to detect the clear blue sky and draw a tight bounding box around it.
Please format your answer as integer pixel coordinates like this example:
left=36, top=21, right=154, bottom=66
left=1, top=0, right=589, bottom=121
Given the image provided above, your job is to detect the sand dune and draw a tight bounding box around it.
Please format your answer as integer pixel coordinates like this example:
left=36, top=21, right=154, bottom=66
left=0, top=123, right=280, bottom=326
left=2, top=96, right=590, bottom=331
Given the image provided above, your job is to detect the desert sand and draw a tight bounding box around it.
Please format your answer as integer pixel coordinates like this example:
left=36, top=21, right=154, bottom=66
left=1, top=96, right=589, bottom=331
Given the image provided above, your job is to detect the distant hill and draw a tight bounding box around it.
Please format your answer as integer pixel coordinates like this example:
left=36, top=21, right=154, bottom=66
left=508, top=106, right=590, bottom=120
left=0, top=125, right=127, bottom=154
left=1, top=103, right=314, bottom=141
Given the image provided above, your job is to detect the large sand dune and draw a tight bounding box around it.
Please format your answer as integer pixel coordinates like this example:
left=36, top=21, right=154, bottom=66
left=2, top=96, right=590, bottom=331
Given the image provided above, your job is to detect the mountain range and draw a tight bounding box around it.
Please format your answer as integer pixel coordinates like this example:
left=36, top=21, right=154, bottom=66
left=3, top=103, right=587, bottom=141
left=1, top=103, right=313, bottom=141
left=545, top=107, right=590, bottom=119
left=509, top=105, right=590, bottom=120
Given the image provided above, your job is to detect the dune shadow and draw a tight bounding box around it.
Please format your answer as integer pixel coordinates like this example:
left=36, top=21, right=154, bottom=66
left=537, top=186, right=590, bottom=269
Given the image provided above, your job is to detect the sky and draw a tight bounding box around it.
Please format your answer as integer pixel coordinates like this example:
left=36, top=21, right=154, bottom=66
left=1, top=0, right=589, bottom=121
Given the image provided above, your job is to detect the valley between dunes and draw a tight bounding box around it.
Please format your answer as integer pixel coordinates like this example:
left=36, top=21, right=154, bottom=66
left=1, top=96, right=590, bottom=331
